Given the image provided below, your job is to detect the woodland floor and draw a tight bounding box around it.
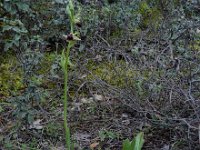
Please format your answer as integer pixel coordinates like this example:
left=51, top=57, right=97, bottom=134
left=1, top=42, right=200, bottom=150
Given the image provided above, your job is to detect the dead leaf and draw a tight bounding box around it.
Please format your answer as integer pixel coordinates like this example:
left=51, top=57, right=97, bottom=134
left=122, top=120, right=130, bottom=125
left=71, top=102, right=82, bottom=111
left=81, top=97, right=94, bottom=104
left=94, top=94, right=103, bottom=101
left=73, top=133, right=91, bottom=142
left=79, top=74, right=87, bottom=79
left=90, top=142, right=99, bottom=149
left=29, top=119, right=43, bottom=130
left=95, top=55, right=102, bottom=61
left=161, top=145, right=170, bottom=150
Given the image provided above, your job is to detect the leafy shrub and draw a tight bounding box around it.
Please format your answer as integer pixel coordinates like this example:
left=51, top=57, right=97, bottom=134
left=80, top=0, right=142, bottom=45
left=8, top=50, right=48, bottom=124
left=0, top=0, right=68, bottom=52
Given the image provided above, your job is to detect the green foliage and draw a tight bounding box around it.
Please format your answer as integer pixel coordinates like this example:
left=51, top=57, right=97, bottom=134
left=99, top=130, right=119, bottom=141
left=137, top=1, right=162, bottom=30
left=8, top=51, right=48, bottom=124
left=122, top=132, right=144, bottom=150
left=0, top=0, right=29, bottom=51
left=86, top=61, right=137, bottom=88
left=80, top=0, right=141, bottom=44
left=191, top=40, right=200, bottom=51
left=86, top=60, right=163, bottom=98
left=0, top=54, right=23, bottom=98
left=4, top=140, right=14, bottom=150
left=0, top=0, right=68, bottom=52
left=45, top=122, right=63, bottom=138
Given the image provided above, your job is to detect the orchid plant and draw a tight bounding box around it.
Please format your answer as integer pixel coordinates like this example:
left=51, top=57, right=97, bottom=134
left=60, top=0, right=80, bottom=149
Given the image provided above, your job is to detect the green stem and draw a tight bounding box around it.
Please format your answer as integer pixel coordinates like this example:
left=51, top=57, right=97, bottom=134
left=70, top=21, right=74, bottom=33
left=63, top=1, right=75, bottom=149
left=63, top=42, right=72, bottom=150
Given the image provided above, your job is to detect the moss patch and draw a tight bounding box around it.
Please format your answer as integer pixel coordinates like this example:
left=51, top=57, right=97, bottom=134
left=138, top=1, right=162, bottom=30
left=86, top=60, right=139, bottom=88
left=0, top=53, right=23, bottom=98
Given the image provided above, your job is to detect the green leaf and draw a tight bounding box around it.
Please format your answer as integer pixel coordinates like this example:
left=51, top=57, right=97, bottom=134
left=122, top=139, right=131, bottom=150
left=16, top=2, right=30, bottom=11
left=133, top=132, right=144, bottom=150
left=68, top=0, right=74, bottom=15
left=60, top=49, right=67, bottom=70
left=66, top=127, right=71, bottom=150
left=107, top=131, right=117, bottom=139
left=4, top=3, right=13, bottom=13
left=99, top=131, right=106, bottom=141
left=2, top=25, right=13, bottom=32
left=27, top=113, right=34, bottom=124
left=12, top=26, right=27, bottom=33
left=4, top=42, right=13, bottom=51
left=0, top=106, right=3, bottom=113
left=122, top=132, right=144, bottom=150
